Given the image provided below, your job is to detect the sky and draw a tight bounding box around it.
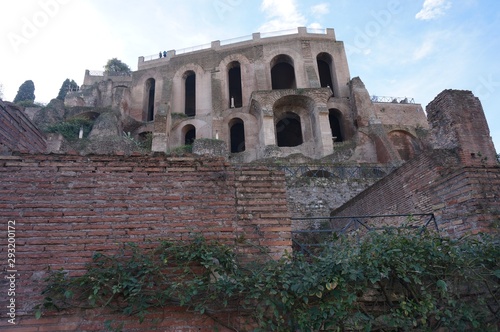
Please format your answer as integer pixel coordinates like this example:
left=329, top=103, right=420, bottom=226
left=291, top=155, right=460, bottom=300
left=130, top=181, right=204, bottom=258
left=0, top=0, right=499, bottom=152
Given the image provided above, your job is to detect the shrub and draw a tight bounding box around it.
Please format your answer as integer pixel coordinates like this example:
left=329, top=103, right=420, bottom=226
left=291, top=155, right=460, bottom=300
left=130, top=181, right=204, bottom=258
left=36, top=231, right=500, bottom=331
left=46, top=117, right=94, bottom=141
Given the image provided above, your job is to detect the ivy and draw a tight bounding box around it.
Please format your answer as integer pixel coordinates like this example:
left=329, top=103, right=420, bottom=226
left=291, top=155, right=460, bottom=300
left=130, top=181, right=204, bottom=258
left=46, top=117, right=94, bottom=141
left=36, top=232, right=500, bottom=331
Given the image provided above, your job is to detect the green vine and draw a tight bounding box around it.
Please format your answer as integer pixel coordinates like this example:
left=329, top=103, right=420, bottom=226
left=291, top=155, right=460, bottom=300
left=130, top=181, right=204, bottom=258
left=36, top=232, right=500, bottom=331
left=46, top=117, right=94, bottom=141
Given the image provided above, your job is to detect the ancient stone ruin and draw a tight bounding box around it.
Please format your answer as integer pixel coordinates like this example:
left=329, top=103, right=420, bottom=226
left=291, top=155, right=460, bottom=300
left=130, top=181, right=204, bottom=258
left=0, top=27, right=498, bottom=331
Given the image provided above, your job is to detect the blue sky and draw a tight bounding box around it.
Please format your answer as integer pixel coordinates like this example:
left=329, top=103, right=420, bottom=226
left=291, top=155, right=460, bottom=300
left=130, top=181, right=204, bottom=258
left=1, top=0, right=499, bottom=152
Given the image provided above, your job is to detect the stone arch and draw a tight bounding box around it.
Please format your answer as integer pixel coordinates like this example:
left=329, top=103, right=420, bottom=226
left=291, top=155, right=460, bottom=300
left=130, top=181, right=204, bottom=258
left=182, top=124, right=196, bottom=145
left=302, top=170, right=333, bottom=178
left=218, top=54, right=252, bottom=110
left=270, top=54, right=296, bottom=90
left=227, top=61, right=243, bottom=108
left=228, top=117, right=245, bottom=153
left=388, top=130, right=422, bottom=161
left=144, top=78, right=155, bottom=122
left=172, top=64, right=205, bottom=116
left=315, top=51, right=341, bottom=97
left=328, top=108, right=344, bottom=142
left=275, top=112, right=303, bottom=147
left=316, top=52, right=334, bottom=94
left=67, top=111, right=100, bottom=122
left=183, top=71, right=196, bottom=116
left=222, top=110, right=258, bottom=155
left=272, top=94, right=316, bottom=148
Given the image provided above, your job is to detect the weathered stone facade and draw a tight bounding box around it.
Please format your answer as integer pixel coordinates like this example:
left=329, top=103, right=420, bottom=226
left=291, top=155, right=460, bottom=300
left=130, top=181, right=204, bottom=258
left=67, top=27, right=429, bottom=164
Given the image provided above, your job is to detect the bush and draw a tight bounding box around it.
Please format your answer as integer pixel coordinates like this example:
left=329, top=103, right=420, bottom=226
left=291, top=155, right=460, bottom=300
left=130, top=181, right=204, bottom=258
left=46, top=117, right=94, bottom=141
left=36, top=231, right=500, bottom=331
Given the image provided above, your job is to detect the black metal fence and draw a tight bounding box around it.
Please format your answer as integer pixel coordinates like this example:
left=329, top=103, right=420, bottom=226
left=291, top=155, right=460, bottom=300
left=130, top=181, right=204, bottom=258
left=274, top=164, right=397, bottom=180
left=291, top=213, right=438, bottom=256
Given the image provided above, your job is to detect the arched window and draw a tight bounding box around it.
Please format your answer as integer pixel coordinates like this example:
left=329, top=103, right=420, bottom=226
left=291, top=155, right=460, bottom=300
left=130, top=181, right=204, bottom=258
left=229, top=118, right=245, bottom=153
left=145, top=78, right=155, bottom=121
left=228, top=62, right=243, bottom=108
left=317, top=53, right=334, bottom=93
left=271, top=54, right=296, bottom=90
left=328, top=109, right=344, bottom=142
left=184, top=71, right=196, bottom=116
left=276, top=112, right=302, bottom=147
left=183, top=125, right=196, bottom=145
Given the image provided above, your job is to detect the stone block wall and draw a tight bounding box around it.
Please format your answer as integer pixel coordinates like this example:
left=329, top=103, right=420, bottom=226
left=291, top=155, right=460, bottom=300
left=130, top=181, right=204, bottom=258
left=0, top=101, right=46, bottom=154
left=0, top=153, right=291, bottom=331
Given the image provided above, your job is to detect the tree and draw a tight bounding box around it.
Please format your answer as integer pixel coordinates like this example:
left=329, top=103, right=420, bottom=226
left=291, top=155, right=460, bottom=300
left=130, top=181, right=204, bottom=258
left=13, top=80, right=35, bottom=104
left=56, top=79, right=79, bottom=101
left=103, top=58, right=131, bottom=75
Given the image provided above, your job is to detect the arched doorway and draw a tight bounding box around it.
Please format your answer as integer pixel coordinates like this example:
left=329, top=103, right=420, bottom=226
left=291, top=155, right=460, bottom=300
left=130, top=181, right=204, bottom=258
left=228, top=62, right=243, bottom=108
left=271, top=54, right=296, bottom=90
left=328, top=108, right=344, bottom=142
left=184, top=71, right=196, bottom=116
left=316, top=53, right=334, bottom=94
left=145, top=78, right=155, bottom=122
left=183, top=124, right=196, bottom=145
left=229, top=118, right=245, bottom=153
left=276, top=112, right=303, bottom=147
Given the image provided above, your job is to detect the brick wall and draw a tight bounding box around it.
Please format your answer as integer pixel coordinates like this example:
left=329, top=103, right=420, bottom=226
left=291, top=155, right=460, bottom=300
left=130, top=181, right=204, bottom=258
left=0, top=153, right=291, bottom=331
left=332, top=90, right=500, bottom=236
left=0, top=101, right=47, bottom=154
left=427, top=90, right=497, bottom=166
left=332, top=149, right=500, bottom=236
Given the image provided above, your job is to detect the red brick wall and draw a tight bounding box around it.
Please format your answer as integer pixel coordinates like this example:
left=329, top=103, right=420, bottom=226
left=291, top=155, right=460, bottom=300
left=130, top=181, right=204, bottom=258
left=0, top=153, right=291, bottom=331
left=427, top=90, right=497, bottom=167
left=333, top=149, right=500, bottom=236
left=0, top=101, right=46, bottom=154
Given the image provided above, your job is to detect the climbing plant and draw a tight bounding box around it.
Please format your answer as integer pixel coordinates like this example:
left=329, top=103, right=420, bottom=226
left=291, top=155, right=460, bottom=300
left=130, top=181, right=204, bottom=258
left=36, top=232, right=500, bottom=331
left=46, top=117, right=94, bottom=141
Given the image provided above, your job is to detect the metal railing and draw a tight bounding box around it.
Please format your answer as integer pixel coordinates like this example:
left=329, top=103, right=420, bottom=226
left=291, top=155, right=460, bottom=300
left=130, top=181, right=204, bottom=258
left=86, top=70, right=131, bottom=77
left=220, top=34, right=253, bottom=46
left=291, top=213, right=438, bottom=256
left=175, top=43, right=212, bottom=55
left=306, top=27, right=328, bottom=34
left=273, top=164, right=397, bottom=179
left=371, top=95, right=416, bottom=104
left=87, top=70, right=104, bottom=76
left=141, top=27, right=330, bottom=61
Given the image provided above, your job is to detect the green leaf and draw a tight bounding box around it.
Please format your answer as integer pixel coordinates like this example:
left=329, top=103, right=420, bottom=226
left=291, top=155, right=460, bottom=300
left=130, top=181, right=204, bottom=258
left=64, top=290, right=73, bottom=299
left=436, top=279, right=447, bottom=292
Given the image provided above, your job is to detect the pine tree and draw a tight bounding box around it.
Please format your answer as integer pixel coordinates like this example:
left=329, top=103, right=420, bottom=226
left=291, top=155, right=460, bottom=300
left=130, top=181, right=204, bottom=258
left=13, top=80, right=35, bottom=103
left=57, top=79, right=79, bottom=101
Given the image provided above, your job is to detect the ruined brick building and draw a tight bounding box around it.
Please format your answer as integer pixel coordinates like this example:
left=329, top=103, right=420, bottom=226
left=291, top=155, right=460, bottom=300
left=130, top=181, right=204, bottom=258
left=0, top=27, right=498, bottom=331
left=66, top=27, right=428, bottom=164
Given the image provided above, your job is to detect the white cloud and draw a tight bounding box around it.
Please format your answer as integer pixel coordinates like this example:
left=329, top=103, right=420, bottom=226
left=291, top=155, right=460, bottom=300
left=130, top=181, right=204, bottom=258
left=258, top=0, right=307, bottom=32
left=413, top=38, right=435, bottom=60
left=311, top=3, right=330, bottom=16
left=416, top=0, right=452, bottom=20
